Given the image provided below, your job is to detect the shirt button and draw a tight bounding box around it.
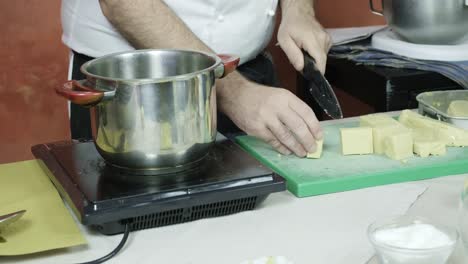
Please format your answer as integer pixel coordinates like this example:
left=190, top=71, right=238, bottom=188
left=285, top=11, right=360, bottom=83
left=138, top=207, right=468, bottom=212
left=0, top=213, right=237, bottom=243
left=267, top=9, right=275, bottom=16
left=217, top=15, right=224, bottom=22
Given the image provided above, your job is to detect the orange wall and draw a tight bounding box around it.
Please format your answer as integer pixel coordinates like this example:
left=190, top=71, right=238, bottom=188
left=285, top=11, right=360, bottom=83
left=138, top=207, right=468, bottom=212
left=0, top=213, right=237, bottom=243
left=0, top=0, right=69, bottom=164
left=0, top=0, right=385, bottom=164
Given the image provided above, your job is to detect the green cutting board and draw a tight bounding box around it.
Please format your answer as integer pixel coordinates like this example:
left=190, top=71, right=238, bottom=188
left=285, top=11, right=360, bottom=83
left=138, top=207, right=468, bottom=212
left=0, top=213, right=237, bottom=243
left=236, top=119, right=468, bottom=197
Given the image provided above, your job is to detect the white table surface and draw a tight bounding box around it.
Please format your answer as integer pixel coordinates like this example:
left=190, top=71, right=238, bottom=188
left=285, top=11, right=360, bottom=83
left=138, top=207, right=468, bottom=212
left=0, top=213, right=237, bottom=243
left=3, top=176, right=466, bottom=264
left=3, top=116, right=467, bottom=264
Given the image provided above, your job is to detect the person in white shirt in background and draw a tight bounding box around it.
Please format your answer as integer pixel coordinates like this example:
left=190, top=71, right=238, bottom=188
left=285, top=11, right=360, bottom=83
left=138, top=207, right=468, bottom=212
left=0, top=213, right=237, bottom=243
left=61, top=0, right=331, bottom=157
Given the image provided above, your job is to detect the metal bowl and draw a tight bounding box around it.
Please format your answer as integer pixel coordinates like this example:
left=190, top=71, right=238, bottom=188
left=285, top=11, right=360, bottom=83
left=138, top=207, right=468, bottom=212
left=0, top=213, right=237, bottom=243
left=370, top=0, right=468, bottom=45
left=416, top=90, right=468, bottom=129
left=57, top=49, right=239, bottom=173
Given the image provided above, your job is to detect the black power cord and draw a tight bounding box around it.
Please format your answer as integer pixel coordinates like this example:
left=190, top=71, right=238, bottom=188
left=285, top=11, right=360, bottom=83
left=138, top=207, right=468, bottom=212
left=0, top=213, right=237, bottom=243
left=75, top=223, right=131, bottom=264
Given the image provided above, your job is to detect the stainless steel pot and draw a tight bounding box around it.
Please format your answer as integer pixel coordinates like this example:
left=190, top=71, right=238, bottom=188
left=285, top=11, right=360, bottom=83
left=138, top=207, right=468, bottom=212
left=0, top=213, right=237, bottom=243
left=57, top=49, right=239, bottom=173
left=370, top=0, right=468, bottom=44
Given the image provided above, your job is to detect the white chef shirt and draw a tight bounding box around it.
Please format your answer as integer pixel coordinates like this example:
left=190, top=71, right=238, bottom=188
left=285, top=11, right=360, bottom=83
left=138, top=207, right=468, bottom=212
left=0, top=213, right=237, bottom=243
left=61, top=0, right=278, bottom=64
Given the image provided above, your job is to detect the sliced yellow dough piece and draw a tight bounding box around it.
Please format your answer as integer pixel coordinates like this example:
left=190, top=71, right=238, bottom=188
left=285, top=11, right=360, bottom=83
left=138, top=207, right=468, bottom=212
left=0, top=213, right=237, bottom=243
left=411, top=128, right=447, bottom=158
left=340, top=127, right=373, bottom=155
left=383, top=130, right=414, bottom=160
left=414, top=140, right=446, bottom=158
left=360, top=114, right=406, bottom=154
left=306, top=139, right=323, bottom=159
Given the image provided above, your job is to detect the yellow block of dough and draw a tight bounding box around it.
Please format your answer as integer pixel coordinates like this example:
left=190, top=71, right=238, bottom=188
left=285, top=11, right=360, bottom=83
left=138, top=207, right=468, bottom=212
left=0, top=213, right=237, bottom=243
left=373, top=125, right=409, bottom=154
left=411, top=128, right=447, bottom=157
left=414, top=140, right=446, bottom=158
left=360, top=113, right=399, bottom=127
left=383, top=130, right=414, bottom=160
left=360, top=114, right=406, bottom=154
left=447, top=100, right=468, bottom=117
left=306, top=139, right=323, bottom=159
left=399, top=109, right=468, bottom=146
left=340, top=127, right=373, bottom=155
left=412, top=127, right=436, bottom=140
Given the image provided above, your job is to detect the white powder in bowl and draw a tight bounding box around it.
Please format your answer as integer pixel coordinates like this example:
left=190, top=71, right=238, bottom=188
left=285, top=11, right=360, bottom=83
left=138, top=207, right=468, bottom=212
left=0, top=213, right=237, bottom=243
left=374, top=223, right=453, bottom=249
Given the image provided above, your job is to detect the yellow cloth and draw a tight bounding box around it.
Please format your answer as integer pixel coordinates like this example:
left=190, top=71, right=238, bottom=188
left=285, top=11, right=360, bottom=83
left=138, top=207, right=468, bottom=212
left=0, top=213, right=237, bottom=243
left=0, top=160, right=86, bottom=255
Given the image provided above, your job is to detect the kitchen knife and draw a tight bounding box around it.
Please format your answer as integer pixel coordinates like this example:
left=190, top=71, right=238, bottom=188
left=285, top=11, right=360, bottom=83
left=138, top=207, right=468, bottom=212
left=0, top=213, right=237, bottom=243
left=302, top=50, right=343, bottom=119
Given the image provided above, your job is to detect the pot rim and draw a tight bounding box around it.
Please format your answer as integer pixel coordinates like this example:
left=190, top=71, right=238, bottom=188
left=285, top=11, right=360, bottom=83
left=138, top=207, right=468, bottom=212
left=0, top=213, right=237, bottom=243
left=80, top=49, right=222, bottom=84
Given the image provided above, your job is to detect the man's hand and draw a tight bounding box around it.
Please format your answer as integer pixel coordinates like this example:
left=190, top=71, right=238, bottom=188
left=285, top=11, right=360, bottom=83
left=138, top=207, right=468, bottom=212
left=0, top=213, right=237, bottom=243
left=278, top=0, right=332, bottom=73
left=218, top=73, right=322, bottom=157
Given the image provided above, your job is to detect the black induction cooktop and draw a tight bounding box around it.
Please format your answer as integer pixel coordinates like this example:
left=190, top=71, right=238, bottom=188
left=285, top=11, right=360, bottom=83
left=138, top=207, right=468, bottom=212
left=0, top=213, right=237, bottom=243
left=31, top=137, right=285, bottom=235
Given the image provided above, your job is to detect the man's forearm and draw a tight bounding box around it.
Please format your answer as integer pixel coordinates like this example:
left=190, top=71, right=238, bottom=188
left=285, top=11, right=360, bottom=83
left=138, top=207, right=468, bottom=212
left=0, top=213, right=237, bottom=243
left=99, top=0, right=249, bottom=113
left=280, top=0, right=315, bottom=16
left=99, top=0, right=210, bottom=51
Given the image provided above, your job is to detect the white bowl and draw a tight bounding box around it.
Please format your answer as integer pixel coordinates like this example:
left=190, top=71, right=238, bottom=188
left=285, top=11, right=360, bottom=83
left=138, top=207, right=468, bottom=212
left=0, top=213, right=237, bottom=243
left=368, top=215, right=458, bottom=264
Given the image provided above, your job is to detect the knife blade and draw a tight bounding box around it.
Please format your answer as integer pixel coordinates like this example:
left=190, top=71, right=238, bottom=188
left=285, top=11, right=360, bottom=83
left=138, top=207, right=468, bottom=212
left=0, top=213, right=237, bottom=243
left=301, top=51, right=343, bottom=119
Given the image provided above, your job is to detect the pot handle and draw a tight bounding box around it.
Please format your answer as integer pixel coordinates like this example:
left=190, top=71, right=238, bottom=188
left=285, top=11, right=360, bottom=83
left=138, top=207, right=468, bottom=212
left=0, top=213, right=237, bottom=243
left=56, top=80, right=104, bottom=106
left=216, top=54, right=240, bottom=78
left=369, top=0, right=383, bottom=16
